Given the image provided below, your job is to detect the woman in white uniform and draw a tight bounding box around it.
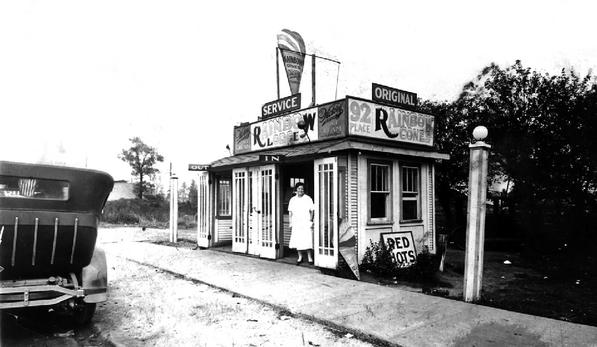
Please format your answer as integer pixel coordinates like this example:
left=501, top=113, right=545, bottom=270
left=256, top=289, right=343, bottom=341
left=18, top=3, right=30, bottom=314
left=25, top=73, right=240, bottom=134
left=288, top=182, right=315, bottom=265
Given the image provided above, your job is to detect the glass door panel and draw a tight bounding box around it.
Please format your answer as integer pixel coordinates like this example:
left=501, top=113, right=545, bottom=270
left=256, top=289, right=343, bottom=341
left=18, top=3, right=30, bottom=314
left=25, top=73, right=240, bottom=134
left=314, top=157, right=338, bottom=268
left=232, top=169, right=248, bottom=253
left=197, top=171, right=211, bottom=248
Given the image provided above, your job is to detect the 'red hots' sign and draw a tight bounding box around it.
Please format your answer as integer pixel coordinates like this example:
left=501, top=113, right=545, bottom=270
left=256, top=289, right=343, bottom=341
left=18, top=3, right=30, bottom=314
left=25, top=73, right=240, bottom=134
left=381, top=231, right=417, bottom=268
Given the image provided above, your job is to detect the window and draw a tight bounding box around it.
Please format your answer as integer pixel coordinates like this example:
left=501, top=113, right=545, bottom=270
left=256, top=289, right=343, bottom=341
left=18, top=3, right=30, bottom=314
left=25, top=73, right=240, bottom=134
left=217, top=178, right=231, bottom=217
left=289, top=177, right=304, bottom=188
left=369, top=162, right=391, bottom=222
left=0, top=175, right=69, bottom=200
left=401, top=166, right=420, bottom=221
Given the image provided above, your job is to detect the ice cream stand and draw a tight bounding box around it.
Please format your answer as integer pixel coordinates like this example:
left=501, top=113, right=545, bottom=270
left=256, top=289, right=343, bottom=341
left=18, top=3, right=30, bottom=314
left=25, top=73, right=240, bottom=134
left=194, top=86, right=449, bottom=274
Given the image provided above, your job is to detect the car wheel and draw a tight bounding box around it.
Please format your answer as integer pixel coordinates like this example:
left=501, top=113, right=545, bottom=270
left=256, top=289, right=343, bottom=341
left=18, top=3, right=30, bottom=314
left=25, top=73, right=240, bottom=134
left=73, top=302, right=96, bottom=326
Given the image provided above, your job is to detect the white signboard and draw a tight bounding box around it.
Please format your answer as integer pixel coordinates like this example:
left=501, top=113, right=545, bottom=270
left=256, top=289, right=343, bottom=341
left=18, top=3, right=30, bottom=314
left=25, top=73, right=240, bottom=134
left=348, top=98, right=434, bottom=146
left=381, top=231, right=417, bottom=268
left=250, top=107, right=319, bottom=151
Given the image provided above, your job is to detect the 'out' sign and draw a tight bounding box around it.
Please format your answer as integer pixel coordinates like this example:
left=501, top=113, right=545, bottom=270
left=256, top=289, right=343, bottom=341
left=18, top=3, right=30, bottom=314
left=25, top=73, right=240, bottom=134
left=381, top=231, right=417, bottom=268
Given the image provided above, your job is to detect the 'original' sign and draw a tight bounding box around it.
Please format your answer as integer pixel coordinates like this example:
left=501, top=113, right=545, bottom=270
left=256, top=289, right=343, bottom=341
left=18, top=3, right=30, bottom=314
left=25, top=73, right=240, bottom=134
left=372, top=83, right=417, bottom=109
left=381, top=231, right=417, bottom=268
left=262, top=94, right=301, bottom=119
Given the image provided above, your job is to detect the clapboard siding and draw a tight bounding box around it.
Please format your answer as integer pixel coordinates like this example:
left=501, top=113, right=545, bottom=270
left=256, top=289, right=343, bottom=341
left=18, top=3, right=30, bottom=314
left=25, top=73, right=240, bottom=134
left=216, top=218, right=232, bottom=242
left=283, top=214, right=290, bottom=246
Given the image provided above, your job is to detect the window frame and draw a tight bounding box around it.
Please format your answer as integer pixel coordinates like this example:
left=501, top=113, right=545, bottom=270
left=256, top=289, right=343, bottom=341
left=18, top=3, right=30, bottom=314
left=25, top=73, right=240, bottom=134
left=216, top=177, right=232, bottom=219
left=400, top=164, right=421, bottom=223
left=367, top=160, right=393, bottom=224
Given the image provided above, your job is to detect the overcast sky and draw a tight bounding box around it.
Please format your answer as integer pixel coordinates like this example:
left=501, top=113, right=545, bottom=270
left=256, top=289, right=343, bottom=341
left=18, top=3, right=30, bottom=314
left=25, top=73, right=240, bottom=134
left=1, top=0, right=596, bottom=185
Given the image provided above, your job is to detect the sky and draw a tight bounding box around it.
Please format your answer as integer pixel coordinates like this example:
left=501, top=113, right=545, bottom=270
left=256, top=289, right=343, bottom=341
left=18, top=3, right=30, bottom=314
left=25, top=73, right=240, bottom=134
left=1, top=0, right=596, bottom=187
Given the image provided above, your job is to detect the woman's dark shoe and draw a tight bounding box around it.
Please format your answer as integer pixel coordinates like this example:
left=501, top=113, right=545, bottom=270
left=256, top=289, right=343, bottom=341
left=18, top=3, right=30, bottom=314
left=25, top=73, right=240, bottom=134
left=296, top=259, right=303, bottom=265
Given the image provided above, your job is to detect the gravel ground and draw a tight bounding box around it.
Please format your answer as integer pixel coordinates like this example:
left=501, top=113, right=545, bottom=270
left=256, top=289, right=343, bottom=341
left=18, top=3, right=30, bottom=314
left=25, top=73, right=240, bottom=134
left=95, top=227, right=374, bottom=347
left=99, top=226, right=597, bottom=327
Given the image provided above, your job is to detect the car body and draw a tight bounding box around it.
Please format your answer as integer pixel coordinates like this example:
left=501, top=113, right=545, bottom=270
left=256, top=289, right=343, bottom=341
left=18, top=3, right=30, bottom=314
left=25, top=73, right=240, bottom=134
left=0, top=161, right=113, bottom=324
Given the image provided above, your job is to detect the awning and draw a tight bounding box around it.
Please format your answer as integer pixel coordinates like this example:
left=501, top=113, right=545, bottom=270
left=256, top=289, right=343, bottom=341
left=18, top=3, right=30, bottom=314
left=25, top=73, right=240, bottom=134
left=208, top=139, right=449, bottom=171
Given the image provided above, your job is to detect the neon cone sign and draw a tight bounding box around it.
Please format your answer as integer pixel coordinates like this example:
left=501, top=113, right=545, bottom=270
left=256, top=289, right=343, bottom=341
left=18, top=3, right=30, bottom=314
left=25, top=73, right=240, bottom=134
left=277, top=29, right=306, bottom=95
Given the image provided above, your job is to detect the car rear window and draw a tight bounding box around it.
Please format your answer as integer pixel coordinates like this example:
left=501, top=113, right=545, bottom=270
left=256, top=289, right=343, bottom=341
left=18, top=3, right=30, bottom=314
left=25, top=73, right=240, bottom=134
left=0, top=175, right=70, bottom=200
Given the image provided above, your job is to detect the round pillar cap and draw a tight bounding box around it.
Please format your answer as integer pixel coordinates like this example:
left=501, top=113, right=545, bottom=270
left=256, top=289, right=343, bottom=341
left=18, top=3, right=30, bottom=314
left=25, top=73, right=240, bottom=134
left=473, top=126, right=488, bottom=141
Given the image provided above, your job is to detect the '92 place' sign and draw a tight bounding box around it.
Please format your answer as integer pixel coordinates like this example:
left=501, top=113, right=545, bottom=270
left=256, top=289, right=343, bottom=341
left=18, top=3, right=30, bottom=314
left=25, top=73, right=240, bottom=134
left=348, top=98, right=434, bottom=146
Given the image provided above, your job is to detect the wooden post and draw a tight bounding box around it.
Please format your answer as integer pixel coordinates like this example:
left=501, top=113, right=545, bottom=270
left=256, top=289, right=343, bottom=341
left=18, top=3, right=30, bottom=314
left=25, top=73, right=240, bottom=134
left=463, top=126, right=490, bottom=302
left=311, top=54, right=316, bottom=106
left=169, top=175, right=178, bottom=243
left=276, top=47, right=280, bottom=100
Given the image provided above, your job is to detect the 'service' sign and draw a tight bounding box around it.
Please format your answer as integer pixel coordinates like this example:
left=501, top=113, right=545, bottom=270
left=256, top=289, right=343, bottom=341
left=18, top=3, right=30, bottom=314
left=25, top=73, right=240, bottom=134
left=262, top=94, right=301, bottom=119
left=381, top=231, right=417, bottom=268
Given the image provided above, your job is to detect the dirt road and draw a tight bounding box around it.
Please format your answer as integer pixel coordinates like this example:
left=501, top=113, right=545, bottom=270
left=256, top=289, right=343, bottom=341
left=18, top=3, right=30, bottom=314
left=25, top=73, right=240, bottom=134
left=95, top=229, right=374, bottom=346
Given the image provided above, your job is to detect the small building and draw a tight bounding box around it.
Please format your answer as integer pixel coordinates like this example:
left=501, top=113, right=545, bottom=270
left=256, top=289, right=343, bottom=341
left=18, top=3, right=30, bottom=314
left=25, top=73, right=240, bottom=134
left=195, top=95, right=449, bottom=271
left=108, top=180, right=136, bottom=200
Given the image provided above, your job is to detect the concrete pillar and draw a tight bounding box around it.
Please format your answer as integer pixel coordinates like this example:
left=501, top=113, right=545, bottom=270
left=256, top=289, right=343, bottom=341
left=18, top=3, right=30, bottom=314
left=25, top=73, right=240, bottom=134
left=169, top=175, right=178, bottom=243
left=463, top=126, right=490, bottom=302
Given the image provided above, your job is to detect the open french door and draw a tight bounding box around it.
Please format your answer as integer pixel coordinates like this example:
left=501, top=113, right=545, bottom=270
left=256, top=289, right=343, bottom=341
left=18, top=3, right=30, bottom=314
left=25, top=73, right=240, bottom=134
left=232, top=169, right=248, bottom=253
left=231, top=165, right=278, bottom=259
left=197, top=171, right=211, bottom=248
left=255, top=165, right=278, bottom=259
left=314, top=157, right=338, bottom=268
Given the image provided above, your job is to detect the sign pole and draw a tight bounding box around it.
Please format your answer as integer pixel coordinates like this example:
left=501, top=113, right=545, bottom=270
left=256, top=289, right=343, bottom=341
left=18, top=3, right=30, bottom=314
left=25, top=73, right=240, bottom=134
left=276, top=47, right=280, bottom=100
left=463, top=126, right=490, bottom=302
left=311, top=54, right=316, bottom=106
left=169, top=175, right=179, bottom=243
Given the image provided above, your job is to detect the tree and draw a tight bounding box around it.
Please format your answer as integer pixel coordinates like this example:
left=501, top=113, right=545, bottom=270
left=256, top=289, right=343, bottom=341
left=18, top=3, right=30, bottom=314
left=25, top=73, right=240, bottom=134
left=418, top=100, right=469, bottom=234
left=118, top=137, right=164, bottom=199
left=425, top=60, right=597, bottom=254
left=179, top=181, right=188, bottom=203
left=188, top=179, right=198, bottom=211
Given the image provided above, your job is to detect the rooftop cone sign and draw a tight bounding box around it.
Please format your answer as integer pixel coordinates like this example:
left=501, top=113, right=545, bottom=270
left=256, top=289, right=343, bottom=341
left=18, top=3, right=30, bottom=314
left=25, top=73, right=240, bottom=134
left=277, top=29, right=306, bottom=95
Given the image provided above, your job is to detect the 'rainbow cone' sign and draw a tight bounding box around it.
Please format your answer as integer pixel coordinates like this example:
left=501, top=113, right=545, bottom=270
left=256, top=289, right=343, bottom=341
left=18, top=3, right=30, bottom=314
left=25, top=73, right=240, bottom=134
left=277, top=29, right=305, bottom=95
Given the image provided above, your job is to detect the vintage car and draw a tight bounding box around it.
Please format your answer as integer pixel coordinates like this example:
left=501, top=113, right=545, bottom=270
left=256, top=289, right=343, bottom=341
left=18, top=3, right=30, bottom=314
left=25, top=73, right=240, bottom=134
left=0, top=161, right=113, bottom=324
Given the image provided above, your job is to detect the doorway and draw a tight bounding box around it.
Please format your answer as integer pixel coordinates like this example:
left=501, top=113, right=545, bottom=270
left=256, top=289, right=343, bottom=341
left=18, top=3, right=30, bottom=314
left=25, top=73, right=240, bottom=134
left=280, top=158, right=339, bottom=269
left=280, top=162, right=314, bottom=254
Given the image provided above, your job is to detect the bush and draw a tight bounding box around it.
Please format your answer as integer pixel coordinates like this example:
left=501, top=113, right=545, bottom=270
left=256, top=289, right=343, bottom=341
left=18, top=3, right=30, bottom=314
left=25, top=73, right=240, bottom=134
left=102, top=198, right=193, bottom=228
left=102, top=199, right=143, bottom=225
left=361, top=240, right=395, bottom=277
left=360, top=241, right=439, bottom=281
